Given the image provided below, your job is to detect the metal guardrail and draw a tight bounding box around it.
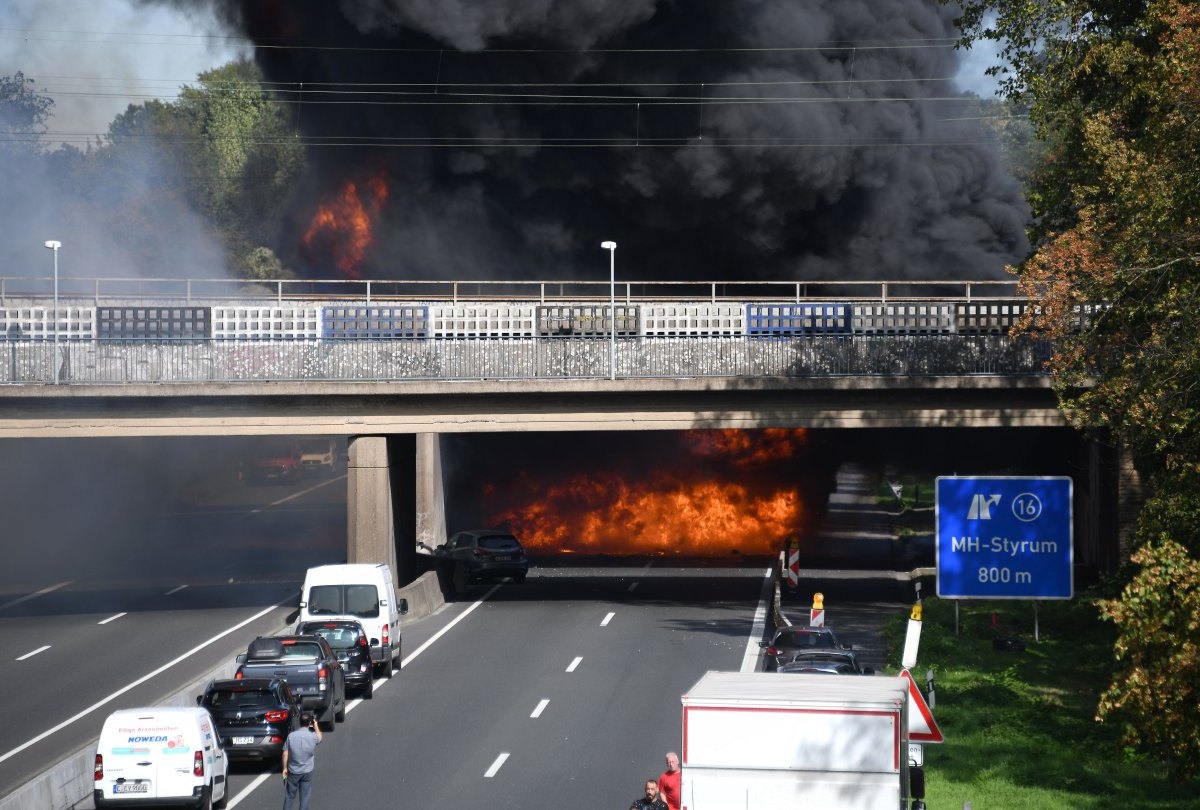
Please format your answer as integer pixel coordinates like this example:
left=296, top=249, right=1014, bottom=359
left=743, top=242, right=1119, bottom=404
left=0, top=335, right=1050, bottom=386
left=0, top=276, right=1023, bottom=306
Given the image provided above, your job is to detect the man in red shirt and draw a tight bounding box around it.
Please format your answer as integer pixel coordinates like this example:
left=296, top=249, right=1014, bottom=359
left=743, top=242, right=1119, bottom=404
left=658, top=751, right=681, bottom=810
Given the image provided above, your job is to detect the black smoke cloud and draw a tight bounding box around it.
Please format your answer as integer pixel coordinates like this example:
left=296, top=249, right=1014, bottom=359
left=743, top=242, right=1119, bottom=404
left=162, top=0, right=1030, bottom=281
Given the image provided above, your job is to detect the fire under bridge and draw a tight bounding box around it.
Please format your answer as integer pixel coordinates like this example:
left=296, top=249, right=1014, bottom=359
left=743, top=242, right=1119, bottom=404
left=0, top=276, right=1134, bottom=580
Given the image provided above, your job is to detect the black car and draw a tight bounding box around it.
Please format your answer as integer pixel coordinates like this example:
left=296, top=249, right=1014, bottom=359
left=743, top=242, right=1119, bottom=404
left=197, top=678, right=301, bottom=763
left=759, top=626, right=852, bottom=672
left=296, top=620, right=375, bottom=699
left=235, top=635, right=347, bottom=731
left=435, top=530, right=529, bottom=590
left=776, top=650, right=874, bottom=675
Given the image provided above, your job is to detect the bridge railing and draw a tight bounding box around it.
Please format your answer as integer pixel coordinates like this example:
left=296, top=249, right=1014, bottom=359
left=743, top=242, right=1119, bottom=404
left=0, top=335, right=1051, bottom=385
left=0, top=276, right=1022, bottom=306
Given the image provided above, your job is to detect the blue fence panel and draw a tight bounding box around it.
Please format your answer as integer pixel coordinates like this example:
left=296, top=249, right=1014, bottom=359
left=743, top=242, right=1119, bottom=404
left=745, top=303, right=852, bottom=335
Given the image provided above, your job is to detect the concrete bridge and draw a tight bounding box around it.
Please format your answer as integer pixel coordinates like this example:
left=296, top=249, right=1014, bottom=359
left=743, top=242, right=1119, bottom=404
left=0, top=277, right=1134, bottom=582
left=0, top=371, right=1138, bottom=583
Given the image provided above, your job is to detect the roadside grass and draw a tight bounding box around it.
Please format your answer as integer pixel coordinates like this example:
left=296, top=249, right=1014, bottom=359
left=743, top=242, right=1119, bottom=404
left=883, top=594, right=1200, bottom=809
left=876, top=474, right=936, bottom=510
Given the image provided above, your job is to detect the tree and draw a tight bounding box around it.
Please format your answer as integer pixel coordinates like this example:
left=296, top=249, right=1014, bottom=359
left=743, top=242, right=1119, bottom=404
left=948, top=0, right=1200, bottom=781
left=0, top=71, right=54, bottom=155
left=175, top=60, right=307, bottom=255
left=62, top=60, right=307, bottom=277
left=1097, top=536, right=1200, bottom=780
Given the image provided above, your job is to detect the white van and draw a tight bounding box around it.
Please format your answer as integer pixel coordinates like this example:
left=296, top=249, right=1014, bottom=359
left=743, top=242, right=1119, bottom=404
left=94, top=706, right=228, bottom=809
left=298, top=563, right=407, bottom=677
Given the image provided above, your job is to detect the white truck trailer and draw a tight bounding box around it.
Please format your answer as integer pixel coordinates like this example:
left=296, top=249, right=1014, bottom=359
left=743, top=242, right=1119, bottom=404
left=680, top=671, right=915, bottom=810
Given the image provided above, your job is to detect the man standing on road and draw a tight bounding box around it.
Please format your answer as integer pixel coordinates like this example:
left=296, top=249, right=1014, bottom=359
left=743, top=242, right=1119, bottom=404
left=282, top=711, right=322, bottom=810
left=658, top=752, right=681, bottom=810
left=629, top=777, right=668, bottom=810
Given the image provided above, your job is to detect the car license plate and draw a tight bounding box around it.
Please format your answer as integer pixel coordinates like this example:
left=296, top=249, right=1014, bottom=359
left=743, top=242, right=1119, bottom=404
left=113, top=783, right=148, bottom=794
left=496, top=554, right=512, bottom=561
left=232, top=736, right=254, bottom=745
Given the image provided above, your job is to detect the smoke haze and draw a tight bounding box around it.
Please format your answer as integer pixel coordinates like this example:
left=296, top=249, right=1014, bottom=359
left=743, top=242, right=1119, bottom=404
left=1, top=0, right=245, bottom=280
left=186, top=0, right=1029, bottom=281
left=5, top=1, right=1030, bottom=282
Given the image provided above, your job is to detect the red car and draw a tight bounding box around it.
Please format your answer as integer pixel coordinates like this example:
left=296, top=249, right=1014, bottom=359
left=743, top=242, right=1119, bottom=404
left=246, top=441, right=302, bottom=484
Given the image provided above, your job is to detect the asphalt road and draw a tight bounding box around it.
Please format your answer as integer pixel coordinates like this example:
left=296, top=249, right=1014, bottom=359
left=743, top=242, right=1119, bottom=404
left=0, top=441, right=913, bottom=808
left=0, top=461, right=347, bottom=796
left=199, top=564, right=775, bottom=810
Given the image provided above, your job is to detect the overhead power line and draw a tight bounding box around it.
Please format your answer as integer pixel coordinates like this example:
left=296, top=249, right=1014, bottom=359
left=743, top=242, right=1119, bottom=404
left=3, top=28, right=963, bottom=54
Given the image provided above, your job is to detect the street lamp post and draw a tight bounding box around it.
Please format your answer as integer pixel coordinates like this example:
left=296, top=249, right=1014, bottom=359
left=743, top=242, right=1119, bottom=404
left=44, top=240, right=61, bottom=384
left=600, top=241, right=617, bottom=380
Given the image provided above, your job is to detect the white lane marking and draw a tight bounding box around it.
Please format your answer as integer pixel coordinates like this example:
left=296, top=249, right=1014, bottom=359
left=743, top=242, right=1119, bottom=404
left=97, top=613, right=127, bottom=625
left=643, top=560, right=655, bottom=572
left=740, top=567, right=774, bottom=673
left=225, top=773, right=272, bottom=808
left=164, top=585, right=188, bottom=596
left=0, top=598, right=290, bottom=765
left=0, top=579, right=76, bottom=611
left=530, top=699, right=549, bottom=718
left=401, top=584, right=501, bottom=669
left=225, top=583, right=505, bottom=806
left=484, top=752, right=510, bottom=777
left=16, top=645, right=51, bottom=661
left=600, top=612, right=615, bottom=627
left=246, top=476, right=346, bottom=516
left=566, top=656, right=582, bottom=673
left=628, top=582, right=638, bottom=592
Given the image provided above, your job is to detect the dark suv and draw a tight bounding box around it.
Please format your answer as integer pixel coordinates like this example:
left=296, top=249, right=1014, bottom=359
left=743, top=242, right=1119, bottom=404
left=197, top=678, right=301, bottom=763
left=234, top=635, right=347, bottom=731
left=296, top=620, right=375, bottom=699
left=436, top=530, right=529, bottom=591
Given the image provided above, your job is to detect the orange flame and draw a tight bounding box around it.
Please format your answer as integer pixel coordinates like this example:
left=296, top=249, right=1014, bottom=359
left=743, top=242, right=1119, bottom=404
left=485, top=429, right=809, bottom=556
left=303, top=175, right=388, bottom=278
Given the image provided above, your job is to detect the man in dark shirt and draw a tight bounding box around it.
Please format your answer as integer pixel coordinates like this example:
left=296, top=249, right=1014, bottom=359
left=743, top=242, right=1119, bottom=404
left=630, top=777, right=668, bottom=810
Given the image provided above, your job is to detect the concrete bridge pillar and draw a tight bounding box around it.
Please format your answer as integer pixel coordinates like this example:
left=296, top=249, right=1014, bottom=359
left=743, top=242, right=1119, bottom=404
left=415, top=433, right=447, bottom=553
left=347, top=435, right=400, bottom=581
left=347, top=433, right=445, bottom=586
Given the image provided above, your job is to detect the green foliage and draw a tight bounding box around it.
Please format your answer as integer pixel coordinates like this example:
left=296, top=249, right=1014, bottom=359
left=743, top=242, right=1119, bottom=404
left=236, top=246, right=294, bottom=281
left=948, top=0, right=1200, bottom=778
left=175, top=60, right=307, bottom=242
left=884, top=595, right=1200, bottom=804
left=1097, top=539, right=1200, bottom=782
left=0, top=72, right=54, bottom=156
left=29, top=59, right=307, bottom=277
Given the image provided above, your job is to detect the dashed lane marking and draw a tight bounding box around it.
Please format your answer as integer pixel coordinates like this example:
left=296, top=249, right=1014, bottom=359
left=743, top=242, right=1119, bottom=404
left=0, top=579, right=76, bottom=611
left=485, top=752, right=510, bottom=778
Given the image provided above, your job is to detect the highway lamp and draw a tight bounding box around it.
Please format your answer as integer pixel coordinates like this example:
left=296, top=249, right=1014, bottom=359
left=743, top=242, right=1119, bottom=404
left=43, top=240, right=61, bottom=384
left=601, top=241, right=617, bottom=380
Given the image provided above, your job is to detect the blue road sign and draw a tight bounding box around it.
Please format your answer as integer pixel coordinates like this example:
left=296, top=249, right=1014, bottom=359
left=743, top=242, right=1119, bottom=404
left=936, top=476, right=1073, bottom=599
